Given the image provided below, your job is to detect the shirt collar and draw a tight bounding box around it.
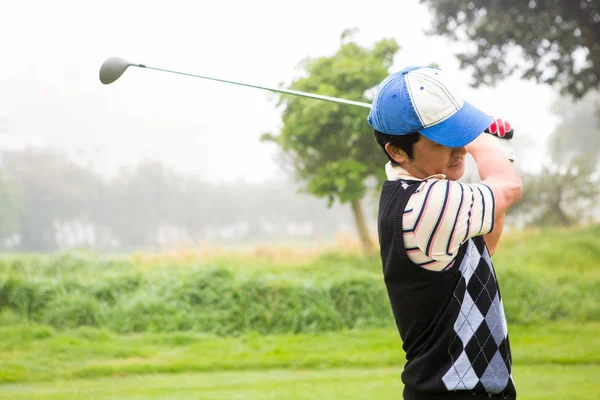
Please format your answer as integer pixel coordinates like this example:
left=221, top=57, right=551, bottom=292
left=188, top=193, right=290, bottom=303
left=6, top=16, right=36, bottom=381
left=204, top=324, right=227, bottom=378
left=384, top=162, right=446, bottom=181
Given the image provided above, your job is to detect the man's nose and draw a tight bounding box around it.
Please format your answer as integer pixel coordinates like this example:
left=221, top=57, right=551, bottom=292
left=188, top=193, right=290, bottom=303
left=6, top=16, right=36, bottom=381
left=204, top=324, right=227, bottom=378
left=452, top=146, right=468, bottom=156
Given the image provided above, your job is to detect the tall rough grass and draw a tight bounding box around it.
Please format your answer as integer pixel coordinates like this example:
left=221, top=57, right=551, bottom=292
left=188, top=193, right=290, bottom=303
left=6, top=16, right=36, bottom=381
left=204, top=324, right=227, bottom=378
left=0, top=226, right=598, bottom=335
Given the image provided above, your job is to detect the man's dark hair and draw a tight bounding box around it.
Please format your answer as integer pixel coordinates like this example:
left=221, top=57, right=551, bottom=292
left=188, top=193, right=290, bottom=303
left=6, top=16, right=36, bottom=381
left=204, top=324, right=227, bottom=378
left=374, top=130, right=421, bottom=166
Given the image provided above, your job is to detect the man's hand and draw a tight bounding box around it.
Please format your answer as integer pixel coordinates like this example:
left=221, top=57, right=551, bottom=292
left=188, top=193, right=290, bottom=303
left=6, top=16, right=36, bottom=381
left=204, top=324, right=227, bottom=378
left=485, top=117, right=515, bottom=162
left=485, top=118, right=514, bottom=139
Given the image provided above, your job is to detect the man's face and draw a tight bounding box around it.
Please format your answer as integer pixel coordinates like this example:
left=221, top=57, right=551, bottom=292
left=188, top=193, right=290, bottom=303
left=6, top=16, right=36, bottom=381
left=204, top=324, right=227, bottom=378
left=395, top=136, right=468, bottom=181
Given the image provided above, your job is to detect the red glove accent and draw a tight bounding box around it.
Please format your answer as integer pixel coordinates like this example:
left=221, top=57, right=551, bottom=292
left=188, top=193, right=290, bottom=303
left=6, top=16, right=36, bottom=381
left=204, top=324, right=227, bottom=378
left=485, top=117, right=514, bottom=139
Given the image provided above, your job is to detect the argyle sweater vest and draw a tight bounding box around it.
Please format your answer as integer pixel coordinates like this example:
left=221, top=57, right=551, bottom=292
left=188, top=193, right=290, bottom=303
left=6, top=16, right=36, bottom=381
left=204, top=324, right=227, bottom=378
left=378, top=179, right=516, bottom=399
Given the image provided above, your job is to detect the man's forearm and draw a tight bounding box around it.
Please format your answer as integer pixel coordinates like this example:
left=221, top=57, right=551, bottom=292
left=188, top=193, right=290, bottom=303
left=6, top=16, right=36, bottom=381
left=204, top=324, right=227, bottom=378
left=467, top=134, right=517, bottom=182
left=484, top=214, right=505, bottom=256
left=467, top=134, right=522, bottom=221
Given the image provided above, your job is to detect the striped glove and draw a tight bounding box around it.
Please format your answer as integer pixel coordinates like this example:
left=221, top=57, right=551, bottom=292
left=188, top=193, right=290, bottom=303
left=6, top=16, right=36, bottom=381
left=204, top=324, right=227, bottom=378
left=485, top=118, right=515, bottom=162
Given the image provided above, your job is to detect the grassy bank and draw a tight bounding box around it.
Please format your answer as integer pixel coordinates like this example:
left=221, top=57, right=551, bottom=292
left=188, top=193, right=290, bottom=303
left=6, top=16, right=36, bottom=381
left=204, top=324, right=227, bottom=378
left=1, top=225, right=599, bottom=335
left=0, top=226, right=598, bottom=399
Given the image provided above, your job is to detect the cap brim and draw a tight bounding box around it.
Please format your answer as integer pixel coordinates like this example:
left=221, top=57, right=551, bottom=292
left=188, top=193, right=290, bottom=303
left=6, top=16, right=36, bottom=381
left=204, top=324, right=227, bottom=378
left=419, top=101, right=494, bottom=147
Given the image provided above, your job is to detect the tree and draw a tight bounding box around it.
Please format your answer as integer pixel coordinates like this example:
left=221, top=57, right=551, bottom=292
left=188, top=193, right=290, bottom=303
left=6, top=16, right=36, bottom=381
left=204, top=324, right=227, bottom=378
left=0, top=171, right=19, bottom=247
left=549, top=90, right=600, bottom=163
left=1, top=149, right=105, bottom=251
left=108, top=160, right=187, bottom=249
left=261, top=29, right=399, bottom=252
left=421, top=0, right=600, bottom=98
left=509, top=91, right=600, bottom=226
left=516, top=158, right=598, bottom=227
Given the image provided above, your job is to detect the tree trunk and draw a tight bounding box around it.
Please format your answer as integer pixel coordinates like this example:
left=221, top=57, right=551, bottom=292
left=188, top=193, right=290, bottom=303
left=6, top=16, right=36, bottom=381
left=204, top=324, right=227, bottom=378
left=551, top=184, right=572, bottom=227
left=552, top=202, right=573, bottom=227
left=350, top=197, right=374, bottom=252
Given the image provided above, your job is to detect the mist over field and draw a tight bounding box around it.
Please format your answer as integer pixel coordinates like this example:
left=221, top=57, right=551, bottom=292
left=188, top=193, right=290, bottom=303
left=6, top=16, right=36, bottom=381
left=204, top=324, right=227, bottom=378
left=2, top=1, right=598, bottom=253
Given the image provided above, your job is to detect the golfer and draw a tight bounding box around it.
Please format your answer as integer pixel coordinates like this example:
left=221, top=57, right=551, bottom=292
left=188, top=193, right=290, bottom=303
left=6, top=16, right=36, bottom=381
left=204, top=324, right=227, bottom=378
left=369, top=66, right=521, bottom=399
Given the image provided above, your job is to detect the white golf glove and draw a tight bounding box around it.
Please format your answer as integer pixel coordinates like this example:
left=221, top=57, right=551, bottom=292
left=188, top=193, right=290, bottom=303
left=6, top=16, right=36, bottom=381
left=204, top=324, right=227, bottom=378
left=485, top=117, right=515, bottom=162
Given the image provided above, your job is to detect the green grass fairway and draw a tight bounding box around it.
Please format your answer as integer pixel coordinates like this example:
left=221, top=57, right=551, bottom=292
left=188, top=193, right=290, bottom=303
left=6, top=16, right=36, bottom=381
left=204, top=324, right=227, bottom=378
left=1, top=323, right=598, bottom=383
left=0, top=323, right=598, bottom=399
left=1, top=365, right=599, bottom=400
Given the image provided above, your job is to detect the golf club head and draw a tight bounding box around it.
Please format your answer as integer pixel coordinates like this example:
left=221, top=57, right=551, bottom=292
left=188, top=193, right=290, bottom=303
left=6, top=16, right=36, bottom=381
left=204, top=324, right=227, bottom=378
left=99, top=57, right=133, bottom=84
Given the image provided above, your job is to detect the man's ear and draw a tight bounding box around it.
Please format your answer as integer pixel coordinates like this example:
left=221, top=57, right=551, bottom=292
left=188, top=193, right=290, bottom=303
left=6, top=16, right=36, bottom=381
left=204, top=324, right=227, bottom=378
left=385, top=143, right=409, bottom=165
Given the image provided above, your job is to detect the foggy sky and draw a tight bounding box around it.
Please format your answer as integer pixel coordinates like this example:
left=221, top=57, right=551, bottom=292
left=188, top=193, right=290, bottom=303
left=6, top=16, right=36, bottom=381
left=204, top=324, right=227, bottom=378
left=0, top=0, right=558, bottom=183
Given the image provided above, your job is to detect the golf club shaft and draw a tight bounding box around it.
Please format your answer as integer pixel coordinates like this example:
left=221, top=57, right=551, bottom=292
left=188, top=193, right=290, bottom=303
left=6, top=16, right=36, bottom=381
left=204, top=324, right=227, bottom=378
left=136, top=65, right=371, bottom=109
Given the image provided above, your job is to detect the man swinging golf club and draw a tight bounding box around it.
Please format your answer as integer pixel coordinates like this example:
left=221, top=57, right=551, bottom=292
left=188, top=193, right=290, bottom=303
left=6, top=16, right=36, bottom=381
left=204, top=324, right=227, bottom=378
left=369, top=66, right=521, bottom=399
left=100, top=57, right=521, bottom=398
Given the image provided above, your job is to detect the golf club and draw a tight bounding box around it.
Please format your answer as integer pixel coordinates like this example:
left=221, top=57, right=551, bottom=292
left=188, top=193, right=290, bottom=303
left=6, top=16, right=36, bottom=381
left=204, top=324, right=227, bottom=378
left=99, top=57, right=372, bottom=109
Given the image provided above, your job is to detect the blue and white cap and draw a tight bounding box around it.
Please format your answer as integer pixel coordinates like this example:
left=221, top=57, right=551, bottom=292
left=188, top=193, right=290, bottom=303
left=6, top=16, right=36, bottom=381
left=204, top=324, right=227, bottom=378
left=368, top=66, right=493, bottom=148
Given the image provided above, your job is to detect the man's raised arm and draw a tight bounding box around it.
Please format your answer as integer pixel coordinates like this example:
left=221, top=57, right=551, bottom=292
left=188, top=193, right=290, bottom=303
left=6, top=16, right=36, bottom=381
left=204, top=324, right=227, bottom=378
left=467, top=133, right=522, bottom=254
